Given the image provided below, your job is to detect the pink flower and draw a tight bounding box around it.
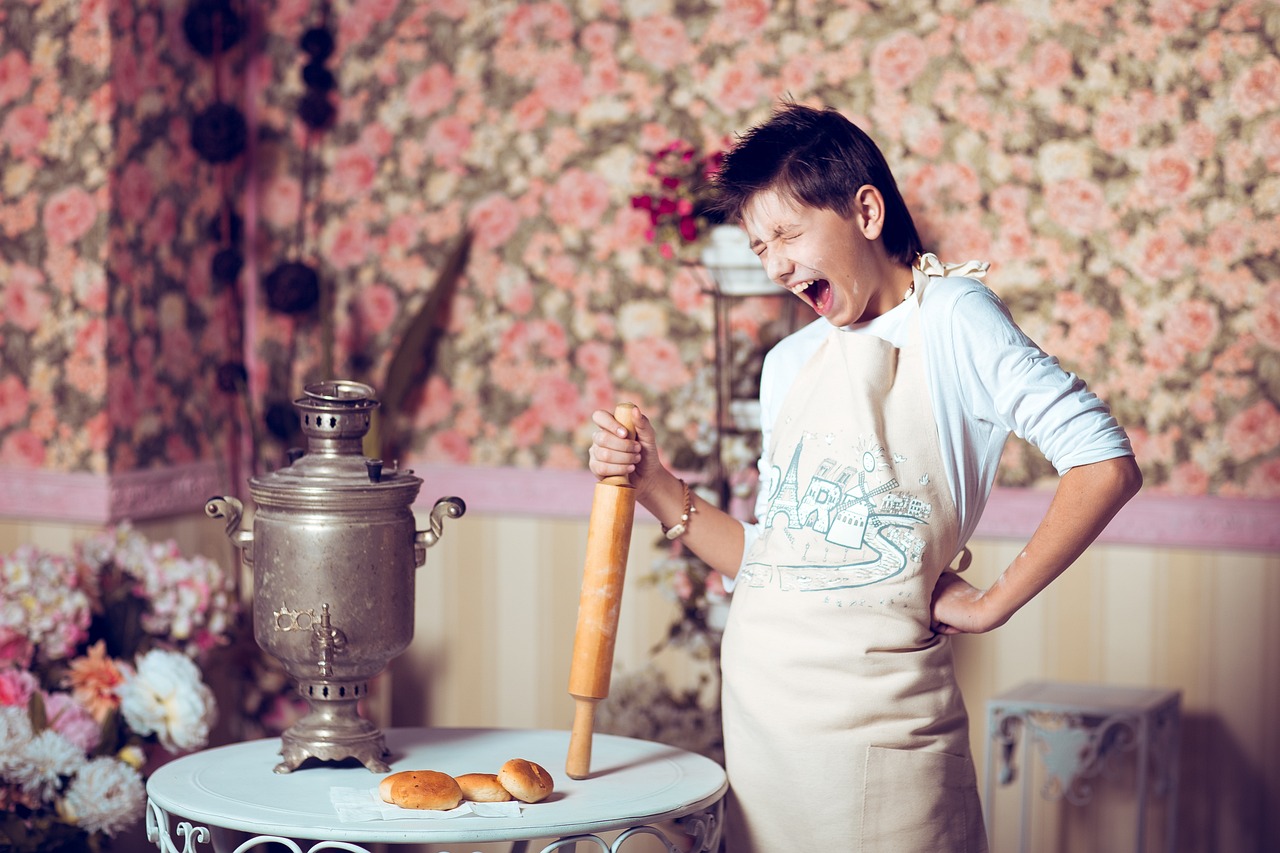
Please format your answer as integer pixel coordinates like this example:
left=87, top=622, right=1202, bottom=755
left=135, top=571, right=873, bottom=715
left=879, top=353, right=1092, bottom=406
left=1255, top=285, right=1280, bottom=351
left=354, top=283, right=399, bottom=337
left=1163, top=299, right=1218, bottom=354
left=468, top=192, right=521, bottom=250
left=716, top=56, right=769, bottom=113
left=1031, top=41, right=1074, bottom=88
left=0, top=51, right=32, bottom=106
left=547, top=168, right=610, bottom=230
left=0, top=429, right=46, bottom=467
left=405, top=63, right=455, bottom=118
left=42, top=186, right=99, bottom=246
left=532, top=376, right=582, bottom=433
left=2, top=262, right=49, bottom=333
left=871, top=30, right=928, bottom=91
left=427, top=115, right=472, bottom=170
left=510, top=406, right=546, bottom=450
left=261, top=176, right=302, bottom=228
left=2, top=104, right=48, bottom=158
left=1229, top=55, right=1280, bottom=120
left=1244, top=458, right=1280, bottom=499
left=43, top=692, right=101, bottom=753
left=959, top=5, right=1029, bottom=69
left=329, top=146, right=378, bottom=198
left=0, top=667, right=38, bottom=706
left=624, top=337, right=691, bottom=393
left=632, top=15, right=691, bottom=72
left=426, top=428, right=472, bottom=464
left=1223, top=401, right=1280, bottom=462
left=1144, top=148, right=1196, bottom=203
left=325, top=219, right=372, bottom=269
left=534, top=53, right=586, bottom=113
left=1044, top=177, right=1110, bottom=235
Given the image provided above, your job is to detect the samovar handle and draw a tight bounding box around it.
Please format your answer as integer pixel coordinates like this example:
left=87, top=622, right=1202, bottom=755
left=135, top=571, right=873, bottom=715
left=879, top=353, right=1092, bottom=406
left=414, top=496, right=466, bottom=566
left=205, top=496, right=255, bottom=566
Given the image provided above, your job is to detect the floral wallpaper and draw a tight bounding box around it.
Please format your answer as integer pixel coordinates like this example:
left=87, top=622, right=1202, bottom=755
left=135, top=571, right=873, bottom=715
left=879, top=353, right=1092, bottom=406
left=1, top=0, right=1278, bottom=500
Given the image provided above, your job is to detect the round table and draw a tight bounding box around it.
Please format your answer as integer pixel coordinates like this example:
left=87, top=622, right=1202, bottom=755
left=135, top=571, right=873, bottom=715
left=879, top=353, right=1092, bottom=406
left=145, top=727, right=726, bottom=853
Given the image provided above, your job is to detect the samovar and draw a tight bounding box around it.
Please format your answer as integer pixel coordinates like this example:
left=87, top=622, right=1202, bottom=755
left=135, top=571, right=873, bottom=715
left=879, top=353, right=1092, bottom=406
left=207, top=380, right=464, bottom=773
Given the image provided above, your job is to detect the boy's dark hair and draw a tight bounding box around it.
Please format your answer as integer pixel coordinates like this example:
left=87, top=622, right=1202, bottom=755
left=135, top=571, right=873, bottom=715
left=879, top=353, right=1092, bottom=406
left=711, top=103, right=923, bottom=266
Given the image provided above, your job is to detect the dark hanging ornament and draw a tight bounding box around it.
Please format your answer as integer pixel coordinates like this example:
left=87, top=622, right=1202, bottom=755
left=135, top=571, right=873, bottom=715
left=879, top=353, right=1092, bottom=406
left=299, top=26, right=335, bottom=61
left=191, top=103, right=247, bottom=163
left=215, top=361, right=248, bottom=393
left=263, top=399, right=301, bottom=442
left=301, top=62, right=336, bottom=92
left=183, top=0, right=246, bottom=58
left=206, top=210, right=243, bottom=245
left=297, top=90, right=336, bottom=130
left=211, top=247, right=244, bottom=284
left=263, top=261, right=321, bottom=315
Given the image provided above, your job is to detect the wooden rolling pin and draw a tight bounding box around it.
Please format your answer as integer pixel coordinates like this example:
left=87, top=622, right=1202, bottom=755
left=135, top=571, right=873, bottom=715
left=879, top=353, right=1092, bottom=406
left=566, top=403, right=638, bottom=780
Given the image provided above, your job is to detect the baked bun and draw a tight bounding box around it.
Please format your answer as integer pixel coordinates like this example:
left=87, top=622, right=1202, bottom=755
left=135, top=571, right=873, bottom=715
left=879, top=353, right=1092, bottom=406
left=380, top=770, right=464, bottom=810
left=497, top=758, right=554, bottom=803
left=455, top=772, right=514, bottom=802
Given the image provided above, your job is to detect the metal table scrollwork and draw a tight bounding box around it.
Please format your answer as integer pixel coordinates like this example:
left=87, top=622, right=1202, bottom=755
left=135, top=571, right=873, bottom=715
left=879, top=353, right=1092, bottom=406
left=146, top=727, right=725, bottom=853
left=983, top=681, right=1181, bottom=853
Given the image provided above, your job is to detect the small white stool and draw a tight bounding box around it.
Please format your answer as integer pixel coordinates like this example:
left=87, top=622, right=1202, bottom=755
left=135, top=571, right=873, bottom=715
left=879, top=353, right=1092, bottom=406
left=983, top=681, right=1181, bottom=853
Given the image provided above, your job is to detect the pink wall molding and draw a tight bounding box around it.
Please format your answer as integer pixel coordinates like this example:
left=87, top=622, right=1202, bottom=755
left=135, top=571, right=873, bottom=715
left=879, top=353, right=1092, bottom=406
left=2, top=462, right=1276, bottom=553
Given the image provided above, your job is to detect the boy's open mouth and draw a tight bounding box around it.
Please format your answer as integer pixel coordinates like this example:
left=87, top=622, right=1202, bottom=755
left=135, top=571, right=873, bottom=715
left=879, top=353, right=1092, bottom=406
left=793, top=278, right=833, bottom=315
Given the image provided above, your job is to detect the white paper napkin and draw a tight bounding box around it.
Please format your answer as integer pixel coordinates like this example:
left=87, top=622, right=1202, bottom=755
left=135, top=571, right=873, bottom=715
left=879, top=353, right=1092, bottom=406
left=330, top=787, right=523, bottom=822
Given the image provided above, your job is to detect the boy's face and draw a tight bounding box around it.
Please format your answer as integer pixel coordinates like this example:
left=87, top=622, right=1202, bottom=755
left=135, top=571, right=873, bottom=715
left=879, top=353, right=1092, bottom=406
left=741, top=187, right=897, bottom=327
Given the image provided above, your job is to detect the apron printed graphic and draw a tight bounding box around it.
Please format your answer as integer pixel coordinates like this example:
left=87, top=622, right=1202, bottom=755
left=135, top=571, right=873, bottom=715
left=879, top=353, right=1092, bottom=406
left=740, top=432, right=934, bottom=593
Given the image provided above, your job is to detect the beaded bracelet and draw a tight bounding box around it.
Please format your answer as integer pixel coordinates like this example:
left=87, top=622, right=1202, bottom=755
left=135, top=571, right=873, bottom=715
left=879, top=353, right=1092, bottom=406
left=662, top=479, right=697, bottom=541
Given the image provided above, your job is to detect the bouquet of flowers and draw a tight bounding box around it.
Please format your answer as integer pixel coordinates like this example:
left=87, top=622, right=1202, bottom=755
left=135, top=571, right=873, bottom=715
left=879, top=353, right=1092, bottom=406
left=631, top=139, right=726, bottom=261
left=0, top=524, right=237, bottom=853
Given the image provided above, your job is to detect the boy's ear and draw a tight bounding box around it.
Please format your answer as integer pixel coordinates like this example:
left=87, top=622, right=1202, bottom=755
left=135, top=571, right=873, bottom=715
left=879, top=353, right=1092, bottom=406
left=854, top=184, right=886, bottom=240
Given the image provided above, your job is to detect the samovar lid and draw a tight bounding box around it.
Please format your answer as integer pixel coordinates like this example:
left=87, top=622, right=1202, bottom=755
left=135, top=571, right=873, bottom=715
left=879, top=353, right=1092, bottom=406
left=249, top=380, right=422, bottom=507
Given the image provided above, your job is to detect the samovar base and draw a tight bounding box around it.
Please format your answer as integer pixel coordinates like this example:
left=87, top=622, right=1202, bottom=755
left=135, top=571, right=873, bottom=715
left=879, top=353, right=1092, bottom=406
left=274, top=685, right=390, bottom=774
left=275, top=728, right=390, bottom=774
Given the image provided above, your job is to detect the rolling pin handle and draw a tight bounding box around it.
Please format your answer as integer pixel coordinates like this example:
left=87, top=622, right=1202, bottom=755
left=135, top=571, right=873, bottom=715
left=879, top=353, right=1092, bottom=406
left=601, top=402, right=638, bottom=488
left=566, top=695, right=599, bottom=780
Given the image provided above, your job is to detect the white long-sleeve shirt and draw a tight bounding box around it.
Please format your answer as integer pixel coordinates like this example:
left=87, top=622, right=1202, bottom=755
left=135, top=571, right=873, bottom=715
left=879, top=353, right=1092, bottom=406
left=740, top=274, right=1133, bottom=567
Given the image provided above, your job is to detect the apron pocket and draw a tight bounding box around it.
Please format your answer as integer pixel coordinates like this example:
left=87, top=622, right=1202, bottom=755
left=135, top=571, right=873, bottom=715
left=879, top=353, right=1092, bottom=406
left=860, top=745, right=985, bottom=853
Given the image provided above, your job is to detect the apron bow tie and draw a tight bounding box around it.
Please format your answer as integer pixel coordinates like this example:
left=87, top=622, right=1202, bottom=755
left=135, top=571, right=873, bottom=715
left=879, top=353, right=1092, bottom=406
left=914, top=252, right=990, bottom=281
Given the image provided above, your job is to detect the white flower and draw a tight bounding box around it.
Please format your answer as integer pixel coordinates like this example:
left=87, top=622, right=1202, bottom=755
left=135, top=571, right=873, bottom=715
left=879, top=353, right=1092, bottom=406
left=119, top=649, right=217, bottom=752
left=61, top=756, right=146, bottom=836
left=11, top=728, right=85, bottom=801
left=0, top=705, right=34, bottom=778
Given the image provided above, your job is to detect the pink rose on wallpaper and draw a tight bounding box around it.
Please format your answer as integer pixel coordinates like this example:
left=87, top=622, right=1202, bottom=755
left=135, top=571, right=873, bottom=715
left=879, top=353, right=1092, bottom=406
left=1229, top=55, right=1280, bottom=120
left=1224, top=401, right=1280, bottom=462
left=427, top=115, right=472, bottom=170
left=426, top=428, right=471, bottom=464
left=0, top=429, right=46, bottom=468
left=406, top=63, right=455, bottom=118
left=413, top=376, right=454, bottom=428
left=116, top=161, right=155, bottom=223
left=262, top=176, right=303, bottom=228
left=0, top=374, right=30, bottom=430
left=581, top=20, right=617, bottom=57
left=3, top=262, right=49, bottom=332
left=510, top=406, right=547, bottom=450
left=1254, top=286, right=1280, bottom=352
left=42, top=186, right=99, bottom=246
left=1091, top=103, right=1137, bottom=154
left=1163, top=298, right=1219, bottom=355
left=1044, top=177, right=1110, bottom=235
left=143, top=197, right=178, bottom=250
left=469, top=192, right=521, bottom=250
left=573, top=340, right=612, bottom=379
left=326, top=219, right=372, bottom=269
left=1165, top=461, right=1210, bottom=496
left=533, top=375, right=583, bottom=433
left=624, top=337, right=692, bottom=393
left=355, top=283, right=400, bottom=336
left=2, top=104, right=48, bottom=158
left=1030, top=41, right=1074, bottom=89
left=632, top=16, right=692, bottom=72
left=1143, top=147, right=1196, bottom=203
left=534, top=53, right=586, bottom=113
left=871, top=31, right=928, bottom=91
left=719, top=0, right=769, bottom=34
left=330, top=145, right=378, bottom=198
left=959, top=5, right=1028, bottom=69
left=717, top=57, right=769, bottom=114
left=547, top=169, right=609, bottom=230
left=0, top=51, right=32, bottom=106
left=1245, top=459, right=1280, bottom=499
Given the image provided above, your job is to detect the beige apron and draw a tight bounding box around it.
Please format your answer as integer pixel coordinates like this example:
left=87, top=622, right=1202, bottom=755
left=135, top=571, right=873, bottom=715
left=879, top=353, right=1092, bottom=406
left=720, top=267, right=988, bottom=852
